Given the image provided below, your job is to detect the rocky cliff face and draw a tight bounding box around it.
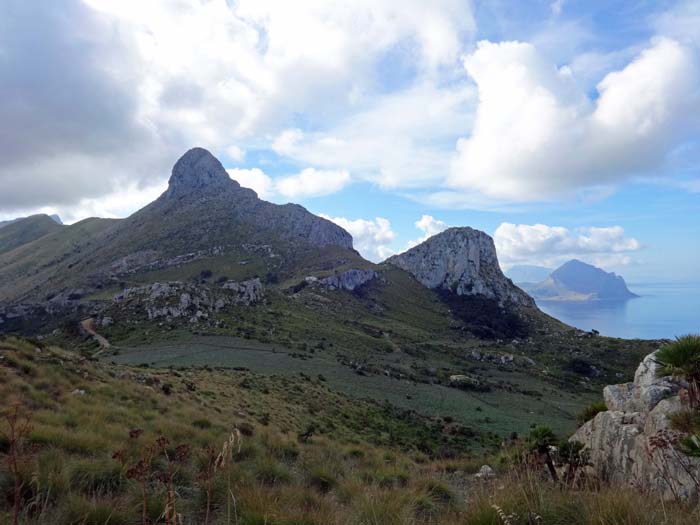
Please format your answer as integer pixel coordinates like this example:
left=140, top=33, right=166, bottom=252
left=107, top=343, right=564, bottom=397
left=386, top=227, right=533, bottom=307
left=318, top=269, right=378, bottom=291
left=572, top=351, right=700, bottom=501
left=145, top=147, right=353, bottom=251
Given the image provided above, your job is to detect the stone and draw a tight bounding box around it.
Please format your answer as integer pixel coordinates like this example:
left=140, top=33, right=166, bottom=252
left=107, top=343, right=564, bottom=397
left=386, top=227, right=533, bottom=307
left=114, top=279, right=264, bottom=324
left=474, top=465, right=495, bottom=479
left=571, top=350, right=700, bottom=502
left=318, top=269, right=377, bottom=291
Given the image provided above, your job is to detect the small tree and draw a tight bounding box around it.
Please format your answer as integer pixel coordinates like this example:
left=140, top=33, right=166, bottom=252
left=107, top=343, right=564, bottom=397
left=655, top=335, right=700, bottom=407
left=527, top=426, right=559, bottom=482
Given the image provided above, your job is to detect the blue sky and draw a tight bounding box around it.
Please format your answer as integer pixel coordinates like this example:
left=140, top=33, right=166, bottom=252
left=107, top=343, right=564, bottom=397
left=1, top=0, right=698, bottom=281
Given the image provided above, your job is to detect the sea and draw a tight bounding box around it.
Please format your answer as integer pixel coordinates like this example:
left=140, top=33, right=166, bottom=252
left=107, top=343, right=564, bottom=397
left=536, top=282, right=700, bottom=340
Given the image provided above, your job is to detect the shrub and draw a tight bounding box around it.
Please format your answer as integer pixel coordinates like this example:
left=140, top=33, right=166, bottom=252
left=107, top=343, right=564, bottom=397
left=56, top=494, right=129, bottom=525
left=352, top=491, right=412, bottom=525
left=68, top=458, right=124, bottom=495
left=261, top=434, right=299, bottom=462
left=527, top=426, right=559, bottom=481
left=376, top=468, right=410, bottom=488
left=576, top=400, right=607, bottom=425
left=253, top=457, right=291, bottom=486
left=655, top=334, right=700, bottom=406
left=417, top=478, right=455, bottom=506
left=192, top=418, right=212, bottom=429
left=307, top=466, right=338, bottom=493
left=679, top=434, right=700, bottom=457
left=669, top=409, right=700, bottom=434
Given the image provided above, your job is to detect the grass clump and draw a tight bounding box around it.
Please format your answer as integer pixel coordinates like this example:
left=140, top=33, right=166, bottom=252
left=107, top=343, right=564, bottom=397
left=576, top=400, right=607, bottom=425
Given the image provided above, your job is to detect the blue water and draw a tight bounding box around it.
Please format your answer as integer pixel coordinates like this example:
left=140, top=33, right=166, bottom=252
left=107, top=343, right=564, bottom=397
left=536, top=282, right=700, bottom=340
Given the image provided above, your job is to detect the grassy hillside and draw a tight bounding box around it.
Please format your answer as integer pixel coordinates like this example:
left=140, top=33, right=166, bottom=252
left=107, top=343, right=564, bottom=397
left=1, top=335, right=697, bottom=525
left=0, top=215, right=63, bottom=256
left=79, top=262, right=656, bottom=437
left=0, top=218, right=119, bottom=302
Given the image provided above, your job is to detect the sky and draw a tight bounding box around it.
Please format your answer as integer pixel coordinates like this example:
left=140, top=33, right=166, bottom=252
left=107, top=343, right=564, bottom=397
left=1, top=0, right=699, bottom=281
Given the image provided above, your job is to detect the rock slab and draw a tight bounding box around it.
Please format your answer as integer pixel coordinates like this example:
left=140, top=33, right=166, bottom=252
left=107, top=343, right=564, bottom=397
left=572, top=350, right=700, bottom=501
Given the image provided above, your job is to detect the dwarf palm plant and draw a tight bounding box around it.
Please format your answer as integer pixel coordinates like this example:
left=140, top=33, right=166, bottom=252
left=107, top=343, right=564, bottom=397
left=527, top=426, right=558, bottom=482
left=655, top=335, right=700, bottom=407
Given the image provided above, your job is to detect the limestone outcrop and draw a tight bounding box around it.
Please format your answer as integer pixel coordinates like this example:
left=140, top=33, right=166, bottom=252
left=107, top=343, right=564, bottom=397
left=386, top=227, right=533, bottom=307
left=318, top=269, right=378, bottom=291
left=113, top=279, right=263, bottom=323
left=571, top=351, right=700, bottom=501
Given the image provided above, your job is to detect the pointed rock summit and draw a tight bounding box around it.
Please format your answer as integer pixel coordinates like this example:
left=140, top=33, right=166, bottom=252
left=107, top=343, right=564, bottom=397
left=166, top=147, right=238, bottom=197
left=387, top=227, right=533, bottom=307
left=140, top=147, right=354, bottom=250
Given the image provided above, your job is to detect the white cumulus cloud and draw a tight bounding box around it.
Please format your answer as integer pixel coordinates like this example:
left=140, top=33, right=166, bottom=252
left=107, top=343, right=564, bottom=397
left=227, top=168, right=274, bottom=199
left=494, top=222, right=641, bottom=270
left=227, top=166, right=350, bottom=200
left=407, top=215, right=449, bottom=247
left=450, top=38, right=700, bottom=201
left=275, top=168, right=350, bottom=199
left=321, top=215, right=396, bottom=262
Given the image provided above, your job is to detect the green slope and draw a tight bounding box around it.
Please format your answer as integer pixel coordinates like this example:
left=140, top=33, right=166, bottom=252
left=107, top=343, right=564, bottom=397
left=0, top=217, right=120, bottom=301
left=0, top=214, right=62, bottom=255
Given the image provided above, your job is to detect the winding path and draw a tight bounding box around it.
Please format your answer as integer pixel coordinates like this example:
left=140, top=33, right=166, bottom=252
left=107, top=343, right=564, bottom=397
left=80, top=318, right=111, bottom=352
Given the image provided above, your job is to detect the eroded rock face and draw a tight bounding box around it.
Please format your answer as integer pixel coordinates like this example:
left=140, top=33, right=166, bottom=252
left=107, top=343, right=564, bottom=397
left=386, top=227, right=533, bottom=307
left=113, top=279, right=263, bottom=323
left=572, top=350, right=700, bottom=501
left=318, top=269, right=378, bottom=291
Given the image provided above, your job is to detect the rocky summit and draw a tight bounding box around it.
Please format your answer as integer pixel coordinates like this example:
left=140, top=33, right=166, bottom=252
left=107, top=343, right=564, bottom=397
left=387, top=227, right=533, bottom=307
left=0, top=148, right=356, bottom=305
left=145, top=147, right=354, bottom=250
left=165, top=147, right=235, bottom=197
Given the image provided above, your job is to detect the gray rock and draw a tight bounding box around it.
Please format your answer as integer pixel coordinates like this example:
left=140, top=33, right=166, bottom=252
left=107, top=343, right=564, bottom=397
left=386, top=227, right=533, bottom=306
left=572, top=350, right=700, bottom=501
left=474, top=465, right=495, bottom=479
left=114, top=279, right=263, bottom=323
left=318, top=269, right=377, bottom=291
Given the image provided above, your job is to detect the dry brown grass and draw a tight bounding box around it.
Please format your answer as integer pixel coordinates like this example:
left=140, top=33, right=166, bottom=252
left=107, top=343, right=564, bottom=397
left=1, top=335, right=700, bottom=524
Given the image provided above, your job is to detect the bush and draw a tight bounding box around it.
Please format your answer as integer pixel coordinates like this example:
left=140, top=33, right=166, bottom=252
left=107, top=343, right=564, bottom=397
left=192, top=418, right=212, bottom=429
left=670, top=409, right=700, bottom=434
left=253, top=457, right=291, bottom=486
left=656, top=335, right=700, bottom=406
left=68, top=458, right=124, bottom=495
left=376, top=468, right=409, bottom=488
left=576, top=400, right=607, bottom=425
left=307, top=466, right=338, bottom=493
left=56, top=494, right=129, bottom=525
left=417, top=478, right=455, bottom=506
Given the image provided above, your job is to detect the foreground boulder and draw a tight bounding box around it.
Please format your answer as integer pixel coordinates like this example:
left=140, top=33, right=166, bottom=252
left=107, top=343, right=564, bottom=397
left=572, top=351, right=700, bottom=501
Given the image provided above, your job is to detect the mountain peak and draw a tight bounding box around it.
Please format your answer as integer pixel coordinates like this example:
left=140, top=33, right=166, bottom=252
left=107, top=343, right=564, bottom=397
left=166, top=147, right=238, bottom=197
left=386, top=227, right=534, bottom=307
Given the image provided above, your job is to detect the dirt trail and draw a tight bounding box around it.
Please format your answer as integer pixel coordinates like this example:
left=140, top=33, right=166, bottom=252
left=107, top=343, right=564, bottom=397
left=80, top=318, right=111, bottom=351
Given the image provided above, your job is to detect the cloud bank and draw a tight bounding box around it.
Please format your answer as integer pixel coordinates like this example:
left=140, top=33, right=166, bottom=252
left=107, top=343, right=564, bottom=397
left=320, top=215, right=396, bottom=262
left=450, top=38, right=700, bottom=201
left=494, top=222, right=641, bottom=270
